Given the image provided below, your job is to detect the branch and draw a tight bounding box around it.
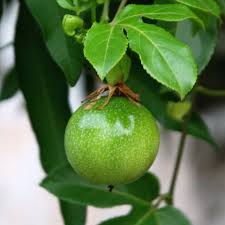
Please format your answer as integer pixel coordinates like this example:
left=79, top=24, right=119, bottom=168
left=167, top=127, right=188, bottom=205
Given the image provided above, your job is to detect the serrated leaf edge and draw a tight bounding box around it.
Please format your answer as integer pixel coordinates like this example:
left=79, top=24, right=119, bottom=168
left=84, top=23, right=128, bottom=80
left=115, top=4, right=204, bottom=28
left=122, top=23, right=197, bottom=99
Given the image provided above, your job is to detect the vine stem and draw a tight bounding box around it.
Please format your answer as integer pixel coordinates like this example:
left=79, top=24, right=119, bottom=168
left=101, top=0, right=110, bottom=22
left=167, top=127, right=188, bottom=205
left=195, top=85, right=225, bottom=97
left=112, top=0, right=128, bottom=22
left=167, top=95, right=195, bottom=205
left=152, top=193, right=170, bottom=208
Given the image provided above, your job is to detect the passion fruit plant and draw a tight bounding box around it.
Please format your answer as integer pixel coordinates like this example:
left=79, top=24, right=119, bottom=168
left=1, top=0, right=225, bottom=224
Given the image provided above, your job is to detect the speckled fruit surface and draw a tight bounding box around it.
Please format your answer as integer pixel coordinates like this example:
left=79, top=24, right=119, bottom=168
left=64, top=96, right=160, bottom=185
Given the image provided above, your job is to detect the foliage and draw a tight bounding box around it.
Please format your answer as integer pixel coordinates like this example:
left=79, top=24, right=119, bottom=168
left=0, top=0, right=224, bottom=224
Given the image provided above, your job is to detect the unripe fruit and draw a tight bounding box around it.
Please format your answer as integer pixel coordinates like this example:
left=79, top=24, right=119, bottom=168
left=65, top=97, right=160, bottom=185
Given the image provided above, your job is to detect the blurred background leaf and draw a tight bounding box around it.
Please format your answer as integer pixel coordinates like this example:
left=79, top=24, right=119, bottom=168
left=15, top=2, right=86, bottom=224
left=217, top=0, right=225, bottom=14
left=0, top=68, right=18, bottom=101
left=176, top=17, right=219, bottom=73
left=24, top=0, right=84, bottom=86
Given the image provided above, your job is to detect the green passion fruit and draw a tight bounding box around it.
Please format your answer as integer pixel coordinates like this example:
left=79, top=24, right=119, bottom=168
left=64, top=97, right=160, bottom=185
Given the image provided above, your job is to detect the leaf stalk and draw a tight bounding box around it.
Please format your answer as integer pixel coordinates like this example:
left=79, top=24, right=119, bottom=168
left=112, top=0, right=128, bottom=22
left=195, top=85, right=225, bottom=97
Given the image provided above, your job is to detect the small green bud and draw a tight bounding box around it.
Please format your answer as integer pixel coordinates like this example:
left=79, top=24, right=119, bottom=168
left=62, top=14, right=84, bottom=36
left=106, top=54, right=131, bottom=86
left=167, top=101, right=192, bottom=121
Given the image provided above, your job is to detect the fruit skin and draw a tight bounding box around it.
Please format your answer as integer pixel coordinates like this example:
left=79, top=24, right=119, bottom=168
left=65, top=97, right=160, bottom=185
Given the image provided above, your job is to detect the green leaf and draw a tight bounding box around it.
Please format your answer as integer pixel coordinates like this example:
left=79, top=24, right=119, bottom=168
left=155, top=0, right=175, bottom=3
left=15, top=4, right=86, bottom=225
left=124, top=22, right=197, bottom=99
left=175, top=0, right=220, bottom=17
left=99, top=207, right=149, bottom=225
left=25, top=0, right=83, bottom=85
left=41, top=163, right=160, bottom=208
left=84, top=23, right=128, bottom=80
left=119, top=172, right=160, bottom=203
left=116, top=4, right=204, bottom=27
left=0, top=68, right=19, bottom=101
left=57, top=0, right=76, bottom=11
left=152, top=207, right=192, bottom=225
left=60, top=201, right=86, bottom=225
left=176, top=17, right=218, bottom=73
left=100, top=206, right=192, bottom=225
left=127, top=61, right=218, bottom=148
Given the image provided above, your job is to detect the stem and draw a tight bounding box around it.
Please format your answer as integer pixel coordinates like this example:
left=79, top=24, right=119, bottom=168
left=195, top=85, right=225, bottom=97
left=112, top=0, right=128, bottom=22
left=91, top=4, right=97, bottom=23
left=167, top=128, right=188, bottom=205
left=167, top=95, right=195, bottom=205
left=101, top=0, right=110, bottom=22
left=153, top=194, right=170, bottom=208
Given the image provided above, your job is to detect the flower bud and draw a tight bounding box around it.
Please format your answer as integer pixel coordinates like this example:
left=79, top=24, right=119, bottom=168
left=62, top=14, right=84, bottom=36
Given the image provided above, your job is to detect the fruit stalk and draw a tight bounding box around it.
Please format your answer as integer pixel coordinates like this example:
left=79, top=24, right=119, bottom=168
left=82, top=83, right=140, bottom=109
